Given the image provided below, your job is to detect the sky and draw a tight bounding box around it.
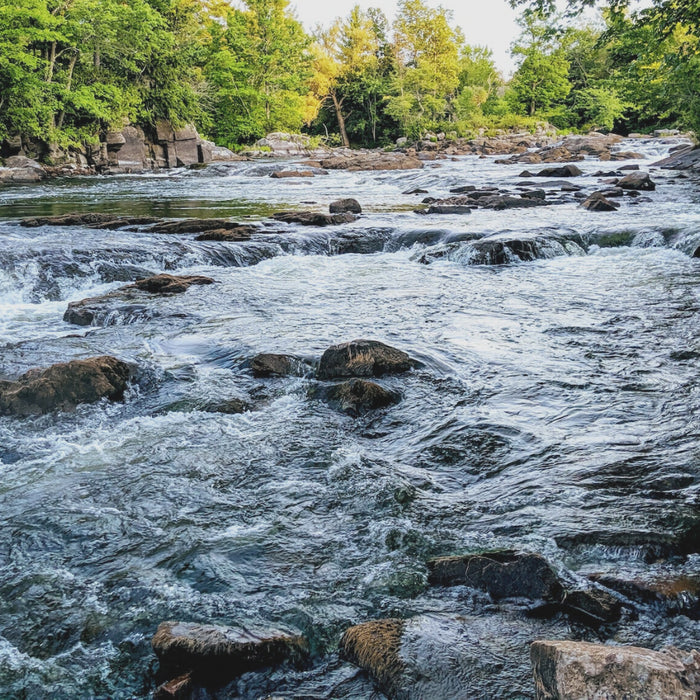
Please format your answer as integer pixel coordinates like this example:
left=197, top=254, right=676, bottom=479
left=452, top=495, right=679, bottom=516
left=290, top=0, right=523, bottom=75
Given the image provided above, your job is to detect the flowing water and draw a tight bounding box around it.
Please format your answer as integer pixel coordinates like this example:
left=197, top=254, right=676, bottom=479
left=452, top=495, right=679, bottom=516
left=0, top=139, right=699, bottom=699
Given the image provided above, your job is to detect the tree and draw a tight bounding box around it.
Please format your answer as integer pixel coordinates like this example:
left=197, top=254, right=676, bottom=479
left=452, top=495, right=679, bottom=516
left=510, top=12, right=571, bottom=117
left=204, top=0, right=312, bottom=146
left=386, top=0, right=463, bottom=137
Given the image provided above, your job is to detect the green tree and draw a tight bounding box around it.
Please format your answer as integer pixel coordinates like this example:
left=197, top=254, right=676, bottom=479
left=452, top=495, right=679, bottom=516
left=386, top=0, right=463, bottom=137
left=510, top=13, right=572, bottom=118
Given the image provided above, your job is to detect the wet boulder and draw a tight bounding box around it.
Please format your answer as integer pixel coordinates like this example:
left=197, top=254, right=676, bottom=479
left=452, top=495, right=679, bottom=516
left=329, top=198, right=362, bottom=214
left=561, top=587, right=623, bottom=625
left=581, top=192, right=620, bottom=212
left=531, top=640, right=700, bottom=700
left=131, top=274, right=214, bottom=295
left=151, top=621, right=308, bottom=682
left=272, top=211, right=357, bottom=226
left=324, top=379, right=400, bottom=416
left=318, top=339, right=414, bottom=380
left=20, top=212, right=144, bottom=228
left=427, top=550, right=563, bottom=602
left=0, top=156, right=46, bottom=182
left=0, top=356, right=131, bottom=416
left=521, top=165, right=583, bottom=178
left=339, top=619, right=405, bottom=698
left=251, top=353, right=309, bottom=378
left=154, top=672, right=192, bottom=700
left=342, top=613, right=569, bottom=700
left=618, top=171, right=656, bottom=191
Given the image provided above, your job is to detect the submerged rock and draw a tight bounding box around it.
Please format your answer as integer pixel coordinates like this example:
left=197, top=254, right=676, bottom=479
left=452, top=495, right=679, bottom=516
left=420, top=205, right=472, bottom=215
left=561, top=587, right=623, bottom=624
left=324, top=379, right=400, bottom=416
left=0, top=356, right=131, bottom=416
left=329, top=198, right=362, bottom=214
left=132, top=274, right=214, bottom=294
left=195, top=226, right=256, bottom=242
left=147, top=219, right=253, bottom=235
left=531, top=640, right=700, bottom=700
left=272, top=211, right=357, bottom=226
left=64, top=274, right=214, bottom=326
left=251, top=353, right=309, bottom=378
left=427, top=551, right=563, bottom=602
left=480, top=195, right=548, bottom=210
left=151, top=621, right=308, bottom=682
left=270, top=170, right=315, bottom=178
left=581, top=192, right=620, bottom=212
left=154, top=672, right=192, bottom=700
left=339, top=619, right=405, bottom=698
left=618, top=171, right=656, bottom=191
left=317, top=339, right=414, bottom=380
left=20, top=212, right=153, bottom=228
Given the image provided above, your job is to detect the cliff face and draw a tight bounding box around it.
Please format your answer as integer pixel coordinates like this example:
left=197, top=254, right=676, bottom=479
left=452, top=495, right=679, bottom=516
left=0, top=121, right=238, bottom=177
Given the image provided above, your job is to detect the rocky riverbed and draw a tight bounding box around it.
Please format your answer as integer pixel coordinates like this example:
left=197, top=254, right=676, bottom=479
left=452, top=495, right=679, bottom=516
left=0, top=134, right=699, bottom=699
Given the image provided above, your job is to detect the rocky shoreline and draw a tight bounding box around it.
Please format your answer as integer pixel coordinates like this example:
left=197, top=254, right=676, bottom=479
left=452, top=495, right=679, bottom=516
left=1, top=125, right=697, bottom=183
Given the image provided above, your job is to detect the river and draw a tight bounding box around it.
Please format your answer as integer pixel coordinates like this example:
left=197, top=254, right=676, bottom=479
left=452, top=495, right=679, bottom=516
left=0, top=138, right=699, bottom=698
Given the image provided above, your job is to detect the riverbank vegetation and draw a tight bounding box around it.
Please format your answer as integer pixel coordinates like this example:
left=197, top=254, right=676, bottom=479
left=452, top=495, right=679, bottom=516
left=0, top=0, right=697, bottom=150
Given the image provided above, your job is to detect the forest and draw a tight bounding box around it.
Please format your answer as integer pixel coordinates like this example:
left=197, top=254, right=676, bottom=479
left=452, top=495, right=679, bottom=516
left=0, top=0, right=698, bottom=151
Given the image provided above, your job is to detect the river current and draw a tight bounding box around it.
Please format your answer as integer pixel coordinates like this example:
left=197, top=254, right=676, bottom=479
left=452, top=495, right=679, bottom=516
left=0, top=138, right=699, bottom=698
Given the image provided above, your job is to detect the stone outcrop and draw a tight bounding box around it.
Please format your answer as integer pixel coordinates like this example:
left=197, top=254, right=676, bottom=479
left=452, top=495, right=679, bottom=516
left=0, top=155, right=46, bottom=182
left=531, top=640, right=700, bottom=700
left=20, top=213, right=159, bottom=228
left=251, top=132, right=330, bottom=157
left=0, top=357, right=131, bottom=415
left=427, top=551, right=563, bottom=602
left=317, top=340, right=414, bottom=380
left=520, top=165, right=583, bottom=178
left=653, top=145, right=700, bottom=171
left=131, top=274, right=214, bottom=295
left=151, top=621, right=308, bottom=682
left=324, top=379, right=400, bottom=416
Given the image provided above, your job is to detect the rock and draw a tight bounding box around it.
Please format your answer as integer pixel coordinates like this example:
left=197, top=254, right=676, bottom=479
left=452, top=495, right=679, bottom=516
left=0, top=156, right=46, bottom=182
left=201, top=398, right=249, bottom=415
left=253, top=132, right=327, bottom=157
left=251, top=353, right=308, bottom=378
left=324, top=379, right=400, bottom=416
left=154, top=673, right=193, bottom=700
left=318, top=339, right=414, bottom=380
left=272, top=211, right=357, bottom=226
left=319, top=153, right=424, bottom=171
left=619, top=164, right=640, bottom=171
left=148, top=219, right=254, bottom=235
left=0, top=357, right=131, bottom=416
left=589, top=573, right=700, bottom=619
left=270, top=170, right=315, bottom=178
left=480, top=195, right=547, bottom=210
left=611, top=151, right=645, bottom=160
left=339, top=619, right=405, bottom=698
left=404, top=187, right=428, bottom=195
left=427, top=550, right=563, bottom=602
left=561, top=588, right=623, bottom=624
left=329, top=198, right=362, bottom=214
left=194, top=228, right=255, bottom=242
left=131, top=274, right=214, bottom=294
left=420, top=205, right=472, bottom=215
left=520, top=189, right=546, bottom=200
left=151, top=621, right=308, bottom=682
left=653, top=146, right=700, bottom=171
left=531, top=640, right=700, bottom=700
left=20, top=213, right=158, bottom=229
left=522, top=165, right=583, bottom=178
left=618, top=171, right=656, bottom=191
left=581, top=192, right=620, bottom=212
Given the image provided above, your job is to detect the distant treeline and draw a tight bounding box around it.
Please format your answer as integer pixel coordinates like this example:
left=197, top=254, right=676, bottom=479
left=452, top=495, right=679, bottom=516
left=0, top=0, right=698, bottom=150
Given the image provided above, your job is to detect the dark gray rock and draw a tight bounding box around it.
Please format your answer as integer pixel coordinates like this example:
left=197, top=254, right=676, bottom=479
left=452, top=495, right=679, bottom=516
left=329, top=198, right=362, bottom=214
left=581, top=192, right=620, bottom=212
left=427, top=550, right=563, bottom=602
left=272, top=211, right=357, bottom=226
left=618, top=171, right=656, bottom=191
left=324, top=379, right=400, bottom=416
left=251, top=353, right=308, bottom=378
left=318, top=339, right=414, bottom=380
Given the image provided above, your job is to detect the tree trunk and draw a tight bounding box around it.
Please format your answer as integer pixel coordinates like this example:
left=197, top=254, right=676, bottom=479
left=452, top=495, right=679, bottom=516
left=57, top=52, right=78, bottom=130
left=331, top=91, right=350, bottom=148
left=46, top=42, right=57, bottom=83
